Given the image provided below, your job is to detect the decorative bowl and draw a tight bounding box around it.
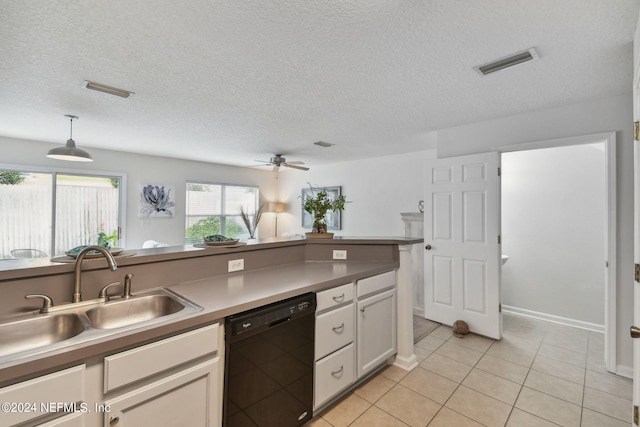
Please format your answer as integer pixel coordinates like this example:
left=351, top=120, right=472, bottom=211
left=203, top=235, right=239, bottom=246
left=65, top=246, right=124, bottom=258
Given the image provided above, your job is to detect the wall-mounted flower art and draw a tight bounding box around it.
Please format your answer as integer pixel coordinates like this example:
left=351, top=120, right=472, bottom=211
left=140, top=185, right=175, bottom=218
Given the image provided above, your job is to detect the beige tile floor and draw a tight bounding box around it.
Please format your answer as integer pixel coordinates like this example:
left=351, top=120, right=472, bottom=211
left=308, top=314, right=633, bottom=427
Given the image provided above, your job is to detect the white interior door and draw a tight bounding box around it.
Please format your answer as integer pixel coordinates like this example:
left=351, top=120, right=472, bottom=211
left=632, top=32, right=640, bottom=424
left=424, top=152, right=501, bottom=339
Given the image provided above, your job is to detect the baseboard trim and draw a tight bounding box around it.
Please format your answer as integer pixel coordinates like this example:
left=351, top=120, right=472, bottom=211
left=412, top=308, right=425, bottom=317
left=393, top=354, right=419, bottom=372
left=502, top=305, right=605, bottom=334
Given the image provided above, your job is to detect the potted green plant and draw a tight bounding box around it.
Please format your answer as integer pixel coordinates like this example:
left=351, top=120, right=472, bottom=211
left=301, top=184, right=347, bottom=237
left=97, top=229, right=118, bottom=248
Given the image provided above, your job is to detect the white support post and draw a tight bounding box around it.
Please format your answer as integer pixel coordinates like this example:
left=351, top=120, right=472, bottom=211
left=394, top=244, right=419, bottom=371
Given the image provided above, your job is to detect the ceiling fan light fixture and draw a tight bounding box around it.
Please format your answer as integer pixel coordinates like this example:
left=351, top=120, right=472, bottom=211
left=256, top=154, right=309, bottom=171
left=85, top=81, right=134, bottom=98
left=473, top=47, right=539, bottom=76
left=46, top=115, right=93, bottom=162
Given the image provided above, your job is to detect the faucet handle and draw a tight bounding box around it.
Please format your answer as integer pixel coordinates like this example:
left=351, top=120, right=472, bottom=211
left=25, top=294, right=54, bottom=313
left=98, top=281, right=123, bottom=301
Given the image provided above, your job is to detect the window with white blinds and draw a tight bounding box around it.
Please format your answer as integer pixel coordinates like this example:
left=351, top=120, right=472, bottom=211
left=0, top=167, right=124, bottom=258
left=185, top=182, right=259, bottom=244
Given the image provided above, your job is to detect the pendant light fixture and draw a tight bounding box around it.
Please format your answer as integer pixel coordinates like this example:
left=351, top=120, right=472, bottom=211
left=46, top=115, right=93, bottom=162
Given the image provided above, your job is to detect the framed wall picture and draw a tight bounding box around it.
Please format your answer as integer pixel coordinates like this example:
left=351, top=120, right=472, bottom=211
left=139, top=184, right=175, bottom=218
left=301, top=186, right=342, bottom=230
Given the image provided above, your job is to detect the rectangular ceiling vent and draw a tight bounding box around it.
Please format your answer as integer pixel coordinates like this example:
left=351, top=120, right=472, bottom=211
left=473, top=48, right=539, bottom=76
left=84, top=81, right=134, bottom=98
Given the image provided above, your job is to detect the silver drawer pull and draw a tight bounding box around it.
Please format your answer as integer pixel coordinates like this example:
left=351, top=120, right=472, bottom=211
left=332, top=323, right=345, bottom=333
left=331, top=366, right=344, bottom=376
left=332, top=293, right=345, bottom=302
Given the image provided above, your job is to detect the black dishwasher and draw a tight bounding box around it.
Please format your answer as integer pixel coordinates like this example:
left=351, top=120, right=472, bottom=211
left=223, top=293, right=316, bottom=427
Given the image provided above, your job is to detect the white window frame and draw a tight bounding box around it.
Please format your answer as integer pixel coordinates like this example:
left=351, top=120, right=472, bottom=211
left=0, top=163, right=127, bottom=254
left=185, top=181, right=259, bottom=241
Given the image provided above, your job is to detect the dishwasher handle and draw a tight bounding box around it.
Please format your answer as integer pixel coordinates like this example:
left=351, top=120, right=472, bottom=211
left=269, top=316, right=291, bottom=328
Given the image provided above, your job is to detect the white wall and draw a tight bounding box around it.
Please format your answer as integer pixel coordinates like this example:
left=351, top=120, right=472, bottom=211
left=436, top=93, right=634, bottom=375
left=0, top=136, right=278, bottom=248
left=276, top=150, right=436, bottom=237
left=502, top=144, right=605, bottom=326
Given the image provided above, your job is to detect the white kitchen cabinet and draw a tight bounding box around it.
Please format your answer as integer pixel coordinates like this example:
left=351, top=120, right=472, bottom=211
left=315, top=303, right=354, bottom=360
left=314, top=343, right=355, bottom=409
left=103, top=323, right=219, bottom=393
left=103, top=359, right=218, bottom=427
left=356, top=273, right=396, bottom=378
left=0, top=364, right=85, bottom=427
left=316, top=282, right=354, bottom=313
left=313, top=283, right=355, bottom=411
left=99, top=322, right=223, bottom=427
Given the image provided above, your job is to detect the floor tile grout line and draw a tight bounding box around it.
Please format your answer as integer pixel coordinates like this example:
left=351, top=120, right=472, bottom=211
left=347, top=392, right=411, bottom=427
left=318, top=315, right=626, bottom=427
left=426, top=331, right=508, bottom=426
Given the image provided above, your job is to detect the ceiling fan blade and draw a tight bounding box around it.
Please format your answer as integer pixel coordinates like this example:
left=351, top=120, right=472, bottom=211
left=284, top=163, right=309, bottom=171
left=286, top=160, right=305, bottom=165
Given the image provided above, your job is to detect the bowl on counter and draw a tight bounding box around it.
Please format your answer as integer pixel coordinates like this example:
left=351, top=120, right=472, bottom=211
left=203, top=235, right=239, bottom=246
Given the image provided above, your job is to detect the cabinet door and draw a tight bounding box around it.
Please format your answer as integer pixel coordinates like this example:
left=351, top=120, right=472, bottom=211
left=357, top=289, right=396, bottom=377
left=104, top=358, right=219, bottom=427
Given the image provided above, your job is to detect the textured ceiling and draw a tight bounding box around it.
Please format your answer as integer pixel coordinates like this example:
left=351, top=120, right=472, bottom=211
left=0, top=0, right=637, bottom=168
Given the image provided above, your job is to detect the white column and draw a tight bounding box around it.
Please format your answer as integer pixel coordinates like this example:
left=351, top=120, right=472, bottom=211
left=394, top=244, right=419, bottom=371
left=400, top=213, right=425, bottom=315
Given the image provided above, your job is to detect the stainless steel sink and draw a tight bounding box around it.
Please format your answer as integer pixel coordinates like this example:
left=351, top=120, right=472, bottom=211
left=86, top=294, right=186, bottom=329
left=0, top=313, right=85, bottom=358
left=0, top=288, right=202, bottom=364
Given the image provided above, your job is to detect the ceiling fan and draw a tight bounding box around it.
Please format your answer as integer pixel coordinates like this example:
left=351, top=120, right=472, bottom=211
left=255, top=154, right=309, bottom=171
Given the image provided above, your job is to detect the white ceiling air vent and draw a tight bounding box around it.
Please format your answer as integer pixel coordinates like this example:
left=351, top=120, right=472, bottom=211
left=84, top=81, right=134, bottom=98
left=473, top=48, right=539, bottom=76
left=313, top=141, right=334, bottom=148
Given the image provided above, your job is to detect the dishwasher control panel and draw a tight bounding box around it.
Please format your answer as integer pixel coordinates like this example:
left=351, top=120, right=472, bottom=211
left=227, top=293, right=316, bottom=336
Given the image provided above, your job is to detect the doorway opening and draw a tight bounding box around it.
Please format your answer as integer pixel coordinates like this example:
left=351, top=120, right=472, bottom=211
left=496, top=132, right=616, bottom=372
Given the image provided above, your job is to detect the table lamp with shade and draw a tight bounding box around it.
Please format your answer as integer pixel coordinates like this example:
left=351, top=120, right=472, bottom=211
left=266, top=202, right=287, bottom=237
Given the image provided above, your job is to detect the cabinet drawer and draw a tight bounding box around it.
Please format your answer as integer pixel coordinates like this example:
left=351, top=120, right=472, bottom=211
left=315, top=303, right=354, bottom=360
left=316, top=283, right=354, bottom=313
left=314, top=343, right=355, bottom=409
left=0, top=365, right=85, bottom=426
left=356, top=270, right=395, bottom=299
left=104, top=323, right=219, bottom=393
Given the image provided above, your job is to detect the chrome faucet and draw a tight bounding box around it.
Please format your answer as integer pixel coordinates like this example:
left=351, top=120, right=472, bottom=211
left=73, top=245, right=118, bottom=303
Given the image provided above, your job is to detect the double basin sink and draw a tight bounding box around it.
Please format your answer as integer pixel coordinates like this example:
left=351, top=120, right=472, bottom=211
left=0, top=289, right=202, bottom=362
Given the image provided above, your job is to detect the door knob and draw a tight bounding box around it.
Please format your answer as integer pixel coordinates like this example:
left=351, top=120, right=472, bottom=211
left=425, top=245, right=432, bottom=250
left=631, top=325, right=640, bottom=338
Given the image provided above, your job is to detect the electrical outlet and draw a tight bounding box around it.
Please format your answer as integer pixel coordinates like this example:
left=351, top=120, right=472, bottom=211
left=228, top=259, right=244, bottom=272
left=333, top=250, right=347, bottom=260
